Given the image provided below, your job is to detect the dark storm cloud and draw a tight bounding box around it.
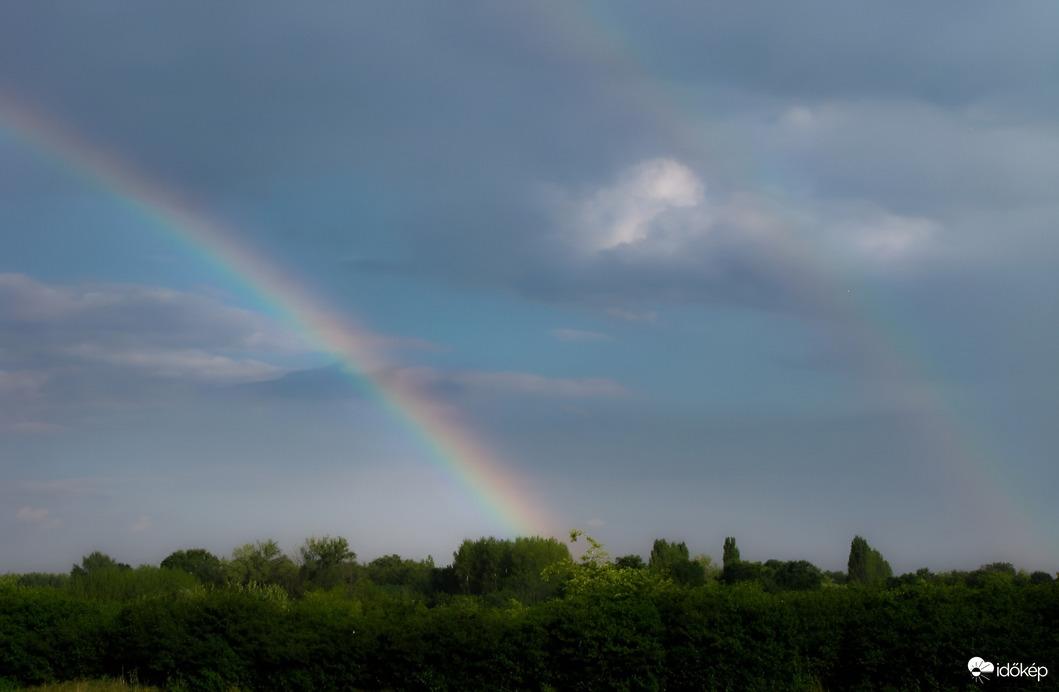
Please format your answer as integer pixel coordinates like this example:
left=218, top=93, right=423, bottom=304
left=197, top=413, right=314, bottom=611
left=0, top=2, right=649, bottom=196
left=610, top=2, right=1059, bottom=114
left=2, top=1, right=1055, bottom=316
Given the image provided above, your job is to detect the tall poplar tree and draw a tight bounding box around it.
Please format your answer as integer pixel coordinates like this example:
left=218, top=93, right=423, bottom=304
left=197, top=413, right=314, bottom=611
left=847, top=535, right=893, bottom=587
left=723, top=537, right=740, bottom=567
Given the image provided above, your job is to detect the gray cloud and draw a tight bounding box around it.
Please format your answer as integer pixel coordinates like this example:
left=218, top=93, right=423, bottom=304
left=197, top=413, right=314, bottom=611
left=0, top=274, right=308, bottom=429
left=3, top=3, right=1054, bottom=320
left=0, top=273, right=304, bottom=359
left=234, top=362, right=628, bottom=404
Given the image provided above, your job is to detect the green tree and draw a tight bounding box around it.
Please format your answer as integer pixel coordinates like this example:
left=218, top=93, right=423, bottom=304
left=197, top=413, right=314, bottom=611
left=223, top=539, right=297, bottom=591
left=453, top=536, right=506, bottom=596
left=693, top=554, right=722, bottom=582
left=298, top=535, right=356, bottom=590
left=649, top=539, right=689, bottom=571
left=648, top=539, right=705, bottom=587
left=366, top=554, right=435, bottom=601
left=71, top=551, right=130, bottom=577
left=452, top=535, right=569, bottom=602
left=723, top=537, right=740, bottom=567
left=16, top=572, right=69, bottom=589
left=615, top=554, right=646, bottom=570
left=773, top=560, right=824, bottom=591
left=1030, top=570, right=1054, bottom=584
left=846, top=535, right=892, bottom=587
left=161, top=548, right=223, bottom=585
left=506, top=536, right=571, bottom=603
left=722, top=559, right=771, bottom=587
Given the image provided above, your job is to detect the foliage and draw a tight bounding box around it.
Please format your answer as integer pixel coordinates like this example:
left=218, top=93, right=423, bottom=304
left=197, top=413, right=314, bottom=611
left=614, top=554, right=646, bottom=569
left=723, top=558, right=771, bottom=587
left=222, top=539, right=297, bottom=593
left=15, top=572, right=70, bottom=589
left=451, top=535, right=569, bottom=604
left=847, top=535, right=893, bottom=588
left=71, top=552, right=130, bottom=578
left=65, top=566, right=200, bottom=603
left=693, top=553, right=722, bottom=581
left=773, top=559, right=825, bottom=591
left=365, top=554, right=434, bottom=602
left=723, top=536, right=741, bottom=566
left=298, top=535, right=357, bottom=591
left=3, top=533, right=1058, bottom=691
left=648, top=538, right=706, bottom=586
left=160, top=549, right=223, bottom=586
left=0, top=581, right=116, bottom=688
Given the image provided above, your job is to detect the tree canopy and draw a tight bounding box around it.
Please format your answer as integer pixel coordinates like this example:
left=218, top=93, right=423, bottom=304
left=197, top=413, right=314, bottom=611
left=847, top=535, right=893, bottom=588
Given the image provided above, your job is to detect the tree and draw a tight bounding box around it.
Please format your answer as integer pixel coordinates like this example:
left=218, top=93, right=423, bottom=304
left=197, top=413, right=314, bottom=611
left=693, top=554, right=722, bottom=582
left=161, top=549, right=223, bottom=585
left=223, top=539, right=297, bottom=591
left=506, top=536, right=571, bottom=602
left=722, top=559, right=769, bottom=587
left=366, top=554, right=434, bottom=599
left=648, top=539, right=704, bottom=587
left=773, top=560, right=824, bottom=591
left=615, top=555, right=646, bottom=570
left=71, top=551, right=130, bottom=577
left=846, top=535, right=892, bottom=587
left=299, top=535, right=356, bottom=589
left=649, top=539, right=689, bottom=572
left=453, top=536, right=506, bottom=596
left=451, top=535, right=569, bottom=602
left=723, top=537, right=740, bottom=567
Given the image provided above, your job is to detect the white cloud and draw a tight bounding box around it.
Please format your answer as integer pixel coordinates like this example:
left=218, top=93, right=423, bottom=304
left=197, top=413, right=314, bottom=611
left=848, top=213, right=941, bottom=261
left=817, top=202, right=946, bottom=269
left=571, top=158, right=705, bottom=251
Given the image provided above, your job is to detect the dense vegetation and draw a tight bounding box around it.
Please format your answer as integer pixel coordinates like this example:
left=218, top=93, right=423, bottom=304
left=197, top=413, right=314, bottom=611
left=2, top=532, right=1056, bottom=691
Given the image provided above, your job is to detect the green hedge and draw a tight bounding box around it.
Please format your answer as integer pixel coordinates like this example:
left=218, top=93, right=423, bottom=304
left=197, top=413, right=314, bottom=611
left=2, top=578, right=1057, bottom=690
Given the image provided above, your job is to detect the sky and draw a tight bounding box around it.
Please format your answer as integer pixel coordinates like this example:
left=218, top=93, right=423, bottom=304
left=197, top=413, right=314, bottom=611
left=1, top=1, right=1057, bottom=576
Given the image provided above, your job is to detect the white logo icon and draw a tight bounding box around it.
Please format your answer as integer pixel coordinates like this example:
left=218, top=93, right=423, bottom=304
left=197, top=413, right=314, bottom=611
left=969, top=657, right=995, bottom=683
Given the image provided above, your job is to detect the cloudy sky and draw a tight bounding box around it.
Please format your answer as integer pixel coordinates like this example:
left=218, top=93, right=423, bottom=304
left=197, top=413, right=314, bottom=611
left=2, top=1, right=1057, bottom=575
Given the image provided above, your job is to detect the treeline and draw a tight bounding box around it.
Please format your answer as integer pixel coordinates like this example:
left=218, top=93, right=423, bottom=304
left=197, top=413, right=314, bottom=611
left=2, top=532, right=1057, bottom=691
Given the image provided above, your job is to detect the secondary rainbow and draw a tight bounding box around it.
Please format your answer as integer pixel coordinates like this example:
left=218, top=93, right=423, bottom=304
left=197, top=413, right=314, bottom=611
left=0, top=94, right=553, bottom=540
left=532, top=2, right=1050, bottom=557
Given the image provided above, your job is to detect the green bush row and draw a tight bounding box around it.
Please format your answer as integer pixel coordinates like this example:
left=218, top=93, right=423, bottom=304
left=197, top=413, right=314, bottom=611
left=2, top=576, right=1057, bottom=691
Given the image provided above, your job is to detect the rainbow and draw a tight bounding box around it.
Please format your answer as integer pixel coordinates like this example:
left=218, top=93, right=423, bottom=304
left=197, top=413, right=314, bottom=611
left=0, top=93, right=554, bottom=540
left=2, top=8, right=1052, bottom=563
